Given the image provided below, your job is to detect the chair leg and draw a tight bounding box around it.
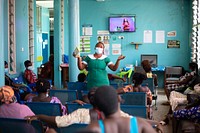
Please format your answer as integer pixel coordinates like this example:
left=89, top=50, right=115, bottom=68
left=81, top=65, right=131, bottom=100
left=154, top=98, right=157, bottom=110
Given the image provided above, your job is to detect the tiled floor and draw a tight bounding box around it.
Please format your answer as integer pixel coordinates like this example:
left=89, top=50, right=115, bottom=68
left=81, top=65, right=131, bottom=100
left=152, top=89, right=172, bottom=133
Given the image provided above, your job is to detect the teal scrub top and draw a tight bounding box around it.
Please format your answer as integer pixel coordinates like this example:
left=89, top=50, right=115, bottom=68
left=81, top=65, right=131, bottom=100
left=83, top=54, right=113, bottom=90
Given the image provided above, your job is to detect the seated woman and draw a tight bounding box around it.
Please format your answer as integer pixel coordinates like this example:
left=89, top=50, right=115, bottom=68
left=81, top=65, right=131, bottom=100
left=4, top=61, right=32, bottom=102
left=117, top=72, right=152, bottom=105
left=27, top=79, right=67, bottom=115
left=141, top=60, right=158, bottom=87
left=117, top=72, right=152, bottom=119
left=160, top=62, right=199, bottom=125
left=0, top=85, right=35, bottom=119
left=173, top=83, right=200, bottom=122
left=164, top=62, right=198, bottom=100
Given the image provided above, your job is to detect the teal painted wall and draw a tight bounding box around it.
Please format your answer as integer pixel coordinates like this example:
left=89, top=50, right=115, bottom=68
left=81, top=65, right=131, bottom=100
left=3, top=1, right=8, bottom=62
left=80, top=0, right=192, bottom=73
left=64, top=0, right=69, bottom=55
left=15, top=0, right=29, bottom=73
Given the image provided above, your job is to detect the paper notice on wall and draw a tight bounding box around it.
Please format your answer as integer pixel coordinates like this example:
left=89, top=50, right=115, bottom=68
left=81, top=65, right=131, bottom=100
left=82, top=24, right=93, bottom=36
left=156, top=30, right=165, bottom=43
left=80, top=36, right=91, bottom=53
left=143, top=30, right=152, bottom=43
left=104, top=43, right=110, bottom=55
left=112, top=44, right=121, bottom=55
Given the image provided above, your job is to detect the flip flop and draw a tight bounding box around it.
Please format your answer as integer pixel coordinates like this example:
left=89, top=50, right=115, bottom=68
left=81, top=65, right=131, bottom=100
left=159, top=120, right=167, bottom=126
left=159, top=117, right=169, bottom=126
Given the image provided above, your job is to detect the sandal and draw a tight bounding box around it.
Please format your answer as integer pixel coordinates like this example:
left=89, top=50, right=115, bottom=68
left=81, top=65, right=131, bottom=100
left=159, top=117, right=169, bottom=126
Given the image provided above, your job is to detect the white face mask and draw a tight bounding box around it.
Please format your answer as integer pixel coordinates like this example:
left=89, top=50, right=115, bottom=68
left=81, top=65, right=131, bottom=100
left=27, top=66, right=33, bottom=70
left=95, top=47, right=103, bottom=54
left=4, top=68, right=8, bottom=74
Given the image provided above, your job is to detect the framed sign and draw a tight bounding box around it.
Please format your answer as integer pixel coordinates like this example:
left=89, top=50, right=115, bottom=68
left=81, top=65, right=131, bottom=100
left=167, top=40, right=180, bottom=48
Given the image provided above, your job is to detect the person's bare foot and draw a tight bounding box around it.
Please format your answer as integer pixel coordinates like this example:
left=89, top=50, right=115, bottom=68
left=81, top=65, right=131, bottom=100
left=161, top=101, right=170, bottom=105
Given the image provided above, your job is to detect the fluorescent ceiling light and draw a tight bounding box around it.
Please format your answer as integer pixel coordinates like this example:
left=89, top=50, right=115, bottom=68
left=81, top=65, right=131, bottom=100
left=36, top=1, right=53, bottom=8
left=96, top=0, right=105, bottom=2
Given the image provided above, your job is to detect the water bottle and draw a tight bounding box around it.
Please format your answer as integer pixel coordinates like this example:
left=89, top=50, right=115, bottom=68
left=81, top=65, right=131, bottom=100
left=135, top=60, right=138, bottom=66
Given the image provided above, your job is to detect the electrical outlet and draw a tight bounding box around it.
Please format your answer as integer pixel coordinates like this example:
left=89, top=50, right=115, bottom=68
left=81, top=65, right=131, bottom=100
left=118, top=36, right=124, bottom=39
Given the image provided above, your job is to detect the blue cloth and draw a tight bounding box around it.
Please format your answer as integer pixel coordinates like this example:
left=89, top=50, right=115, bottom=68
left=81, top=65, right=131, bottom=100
left=98, top=117, right=138, bottom=133
left=98, top=120, right=105, bottom=133
left=63, top=54, right=69, bottom=63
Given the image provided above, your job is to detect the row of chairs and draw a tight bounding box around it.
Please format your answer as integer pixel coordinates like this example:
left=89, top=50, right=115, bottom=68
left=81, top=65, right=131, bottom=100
left=25, top=100, right=147, bottom=118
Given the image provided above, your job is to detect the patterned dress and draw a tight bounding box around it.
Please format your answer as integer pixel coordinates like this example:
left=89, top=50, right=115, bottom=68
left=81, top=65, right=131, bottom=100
left=173, top=105, right=200, bottom=123
left=166, top=71, right=196, bottom=91
left=82, top=54, right=113, bottom=90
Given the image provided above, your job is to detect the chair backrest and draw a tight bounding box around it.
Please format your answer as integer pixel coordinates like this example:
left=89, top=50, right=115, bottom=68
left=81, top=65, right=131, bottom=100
left=67, top=82, right=87, bottom=91
left=55, top=123, right=88, bottom=133
left=110, top=83, right=129, bottom=89
left=165, top=66, right=182, bottom=76
left=66, top=103, right=92, bottom=114
left=121, top=92, right=147, bottom=106
left=120, top=105, right=147, bottom=118
left=142, top=78, right=154, bottom=94
left=165, top=66, right=183, bottom=84
left=67, top=82, right=87, bottom=100
left=26, top=102, right=62, bottom=116
left=0, top=117, right=44, bottom=133
left=49, top=89, right=78, bottom=104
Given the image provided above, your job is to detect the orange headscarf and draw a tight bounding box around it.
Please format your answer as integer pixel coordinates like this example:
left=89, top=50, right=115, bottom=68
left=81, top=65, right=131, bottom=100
left=0, top=86, right=15, bottom=104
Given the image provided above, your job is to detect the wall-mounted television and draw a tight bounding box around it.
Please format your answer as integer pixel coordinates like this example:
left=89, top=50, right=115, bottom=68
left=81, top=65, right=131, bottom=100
left=141, top=54, right=158, bottom=67
left=109, top=16, right=136, bottom=33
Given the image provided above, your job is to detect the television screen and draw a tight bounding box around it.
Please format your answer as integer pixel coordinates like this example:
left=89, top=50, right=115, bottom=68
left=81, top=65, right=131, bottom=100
left=109, top=16, right=136, bottom=32
left=141, top=54, right=158, bottom=67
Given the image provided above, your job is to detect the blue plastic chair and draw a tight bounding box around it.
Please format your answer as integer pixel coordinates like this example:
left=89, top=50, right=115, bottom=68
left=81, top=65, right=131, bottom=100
left=66, top=103, right=92, bottom=114
left=55, top=123, right=88, bottom=133
left=142, top=78, right=158, bottom=109
left=142, top=78, right=154, bottom=93
left=110, top=83, right=129, bottom=89
left=120, top=105, right=147, bottom=118
left=26, top=102, right=62, bottom=116
left=49, top=89, right=78, bottom=104
left=121, top=92, right=147, bottom=106
left=67, top=82, right=87, bottom=100
left=0, top=117, right=44, bottom=133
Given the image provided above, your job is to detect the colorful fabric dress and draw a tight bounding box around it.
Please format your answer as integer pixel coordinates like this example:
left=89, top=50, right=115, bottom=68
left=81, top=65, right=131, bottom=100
left=166, top=71, right=196, bottom=91
left=173, top=105, right=200, bottom=123
left=82, top=54, right=113, bottom=90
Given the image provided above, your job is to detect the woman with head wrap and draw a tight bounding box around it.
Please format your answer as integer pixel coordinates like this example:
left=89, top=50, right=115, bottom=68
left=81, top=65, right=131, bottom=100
left=0, top=85, right=35, bottom=119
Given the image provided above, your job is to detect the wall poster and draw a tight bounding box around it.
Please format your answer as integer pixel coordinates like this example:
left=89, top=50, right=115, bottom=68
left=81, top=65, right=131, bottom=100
left=167, top=40, right=180, bottom=48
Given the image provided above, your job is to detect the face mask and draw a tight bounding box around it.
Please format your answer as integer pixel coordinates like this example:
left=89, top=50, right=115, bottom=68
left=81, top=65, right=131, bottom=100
left=4, top=68, right=8, bottom=74
left=95, top=47, right=103, bottom=54
left=27, top=66, right=33, bottom=70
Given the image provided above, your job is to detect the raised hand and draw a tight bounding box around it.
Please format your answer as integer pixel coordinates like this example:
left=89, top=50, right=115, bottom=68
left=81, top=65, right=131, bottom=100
left=118, top=55, right=125, bottom=60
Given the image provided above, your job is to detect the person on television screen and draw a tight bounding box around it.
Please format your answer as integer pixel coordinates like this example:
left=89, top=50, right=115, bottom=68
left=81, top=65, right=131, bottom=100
left=123, top=18, right=130, bottom=31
